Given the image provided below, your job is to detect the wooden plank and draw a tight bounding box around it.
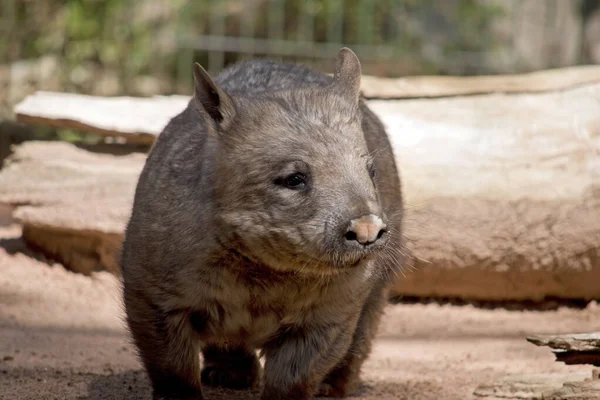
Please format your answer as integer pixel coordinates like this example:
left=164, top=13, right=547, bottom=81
left=13, top=65, right=600, bottom=142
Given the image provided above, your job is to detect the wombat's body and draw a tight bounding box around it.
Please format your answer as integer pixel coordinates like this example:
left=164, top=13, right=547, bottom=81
left=121, top=49, right=404, bottom=400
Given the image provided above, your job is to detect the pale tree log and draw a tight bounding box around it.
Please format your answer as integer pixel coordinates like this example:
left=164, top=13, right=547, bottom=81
left=2, top=69, right=600, bottom=301
left=373, top=83, right=600, bottom=301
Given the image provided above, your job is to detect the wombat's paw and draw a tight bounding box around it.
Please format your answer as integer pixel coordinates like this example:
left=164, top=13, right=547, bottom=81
left=201, top=364, right=259, bottom=390
left=153, top=397, right=200, bottom=400
left=316, top=381, right=349, bottom=398
left=153, top=393, right=202, bottom=400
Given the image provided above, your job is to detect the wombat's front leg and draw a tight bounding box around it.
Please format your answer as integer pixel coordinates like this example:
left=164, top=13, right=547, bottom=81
left=201, top=345, right=260, bottom=389
left=261, top=323, right=355, bottom=400
left=317, top=284, right=388, bottom=398
left=124, top=291, right=203, bottom=400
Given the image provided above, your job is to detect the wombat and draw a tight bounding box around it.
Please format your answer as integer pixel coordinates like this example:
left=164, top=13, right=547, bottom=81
left=121, top=47, right=404, bottom=400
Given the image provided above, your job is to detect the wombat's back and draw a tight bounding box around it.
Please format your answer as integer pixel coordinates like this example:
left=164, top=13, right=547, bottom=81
left=216, top=59, right=333, bottom=94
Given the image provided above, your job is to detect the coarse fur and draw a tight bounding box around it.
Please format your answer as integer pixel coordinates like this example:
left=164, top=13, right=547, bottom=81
left=121, top=48, right=404, bottom=400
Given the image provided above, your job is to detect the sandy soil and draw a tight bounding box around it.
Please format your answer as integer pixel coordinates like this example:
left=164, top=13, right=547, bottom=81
left=0, top=224, right=598, bottom=400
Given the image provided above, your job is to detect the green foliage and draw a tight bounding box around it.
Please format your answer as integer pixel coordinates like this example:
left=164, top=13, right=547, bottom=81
left=2, top=0, right=510, bottom=91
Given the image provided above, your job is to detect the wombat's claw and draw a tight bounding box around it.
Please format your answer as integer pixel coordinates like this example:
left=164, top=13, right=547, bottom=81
left=316, top=381, right=348, bottom=398
left=153, top=394, right=202, bottom=400
left=201, top=365, right=257, bottom=390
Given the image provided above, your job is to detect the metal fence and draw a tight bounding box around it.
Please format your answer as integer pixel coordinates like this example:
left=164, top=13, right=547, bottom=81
left=173, top=0, right=596, bottom=79
left=176, top=0, right=407, bottom=76
left=174, top=0, right=500, bottom=79
left=1, top=0, right=598, bottom=100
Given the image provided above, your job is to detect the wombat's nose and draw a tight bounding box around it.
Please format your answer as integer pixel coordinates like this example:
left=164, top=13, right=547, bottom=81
left=345, top=215, right=387, bottom=246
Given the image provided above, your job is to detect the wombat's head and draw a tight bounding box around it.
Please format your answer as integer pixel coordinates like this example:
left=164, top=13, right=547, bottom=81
left=194, top=48, right=390, bottom=274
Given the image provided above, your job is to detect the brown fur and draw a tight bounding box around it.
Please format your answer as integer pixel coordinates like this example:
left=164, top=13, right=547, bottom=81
left=121, top=48, right=404, bottom=399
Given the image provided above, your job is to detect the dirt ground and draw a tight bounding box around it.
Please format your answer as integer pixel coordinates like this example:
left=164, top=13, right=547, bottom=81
left=0, top=224, right=598, bottom=400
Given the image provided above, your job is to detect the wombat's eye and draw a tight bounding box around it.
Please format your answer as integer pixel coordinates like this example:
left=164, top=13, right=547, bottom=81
left=275, top=172, right=307, bottom=190
left=369, top=165, right=376, bottom=179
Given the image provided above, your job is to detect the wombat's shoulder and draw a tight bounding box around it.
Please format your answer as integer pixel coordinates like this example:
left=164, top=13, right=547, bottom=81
left=215, top=59, right=333, bottom=94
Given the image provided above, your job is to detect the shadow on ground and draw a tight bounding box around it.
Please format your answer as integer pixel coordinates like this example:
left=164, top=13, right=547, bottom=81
left=86, top=370, right=152, bottom=400
left=85, top=370, right=381, bottom=400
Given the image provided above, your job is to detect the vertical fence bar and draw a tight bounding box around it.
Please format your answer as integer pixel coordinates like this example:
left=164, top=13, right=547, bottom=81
left=297, top=0, right=314, bottom=44
left=209, top=0, right=226, bottom=75
left=545, top=0, right=558, bottom=67
left=327, top=0, right=344, bottom=48
left=176, top=2, right=194, bottom=91
left=296, top=0, right=315, bottom=65
left=509, top=0, right=520, bottom=71
left=358, top=0, right=374, bottom=46
left=268, top=0, right=285, bottom=39
left=392, top=0, right=407, bottom=64
left=374, top=0, right=393, bottom=62
left=268, top=0, right=285, bottom=60
left=1, top=0, right=16, bottom=62
left=240, top=0, right=257, bottom=59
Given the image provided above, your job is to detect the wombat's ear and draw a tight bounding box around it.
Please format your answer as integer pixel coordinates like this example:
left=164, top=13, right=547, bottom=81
left=193, top=62, right=235, bottom=129
left=332, top=47, right=362, bottom=101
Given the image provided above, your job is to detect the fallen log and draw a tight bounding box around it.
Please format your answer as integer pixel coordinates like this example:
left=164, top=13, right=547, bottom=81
left=3, top=68, right=600, bottom=301
left=360, top=64, right=600, bottom=98
left=13, top=92, right=188, bottom=144
left=0, top=141, right=144, bottom=274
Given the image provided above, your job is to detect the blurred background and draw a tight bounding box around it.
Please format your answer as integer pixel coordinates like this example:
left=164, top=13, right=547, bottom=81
left=1, top=0, right=600, bottom=158
left=2, top=0, right=600, bottom=120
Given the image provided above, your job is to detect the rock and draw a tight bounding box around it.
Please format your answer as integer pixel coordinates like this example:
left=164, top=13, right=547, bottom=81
left=38, top=55, right=60, bottom=85
left=473, top=372, right=590, bottom=400
left=10, top=60, right=37, bottom=86
left=6, top=57, right=62, bottom=111
left=506, top=1, right=582, bottom=72
left=131, top=75, right=169, bottom=97
left=92, top=71, right=120, bottom=97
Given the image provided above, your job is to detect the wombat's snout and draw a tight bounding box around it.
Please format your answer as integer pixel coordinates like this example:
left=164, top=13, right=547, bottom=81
left=344, top=214, right=387, bottom=246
